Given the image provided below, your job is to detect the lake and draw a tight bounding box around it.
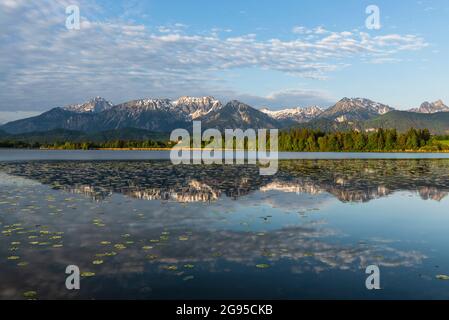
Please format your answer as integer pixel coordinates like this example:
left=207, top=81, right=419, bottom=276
left=3, top=149, right=449, bottom=161
left=1, top=151, right=449, bottom=299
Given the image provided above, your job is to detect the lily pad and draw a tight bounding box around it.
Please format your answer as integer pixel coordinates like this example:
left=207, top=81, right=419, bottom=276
left=92, top=260, right=104, bottom=265
left=7, top=256, right=20, bottom=260
left=23, top=291, right=37, bottom=299
left=81, top=272, right=96, bottom=277
left=104, top=251, right=117, bottom=257
left=436, top=274, right=449, bottom=280
left=114, top=244, right=126, bottom=250
left=303, top=252, right=314, bottom=257
left=162, top=265, right=178, bottom=271
left=255, top=264, right=270, bottom=269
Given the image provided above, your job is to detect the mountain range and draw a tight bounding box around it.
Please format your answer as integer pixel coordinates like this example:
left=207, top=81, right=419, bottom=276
left=1, top=96, right=449, bottom=136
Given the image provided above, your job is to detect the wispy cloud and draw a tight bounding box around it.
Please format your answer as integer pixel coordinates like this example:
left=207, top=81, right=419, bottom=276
left=0, top=0, right=428, bottom=111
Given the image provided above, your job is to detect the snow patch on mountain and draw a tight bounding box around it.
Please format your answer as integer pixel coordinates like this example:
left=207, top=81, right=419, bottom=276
left=261, top=106, right=323, bottom=123
left=337, top=98, right=393, bottom=115
left=409, top=100, right=449, bottom=114
left=172, top=96, right=222, bottom=119
left=114, top=96, right=222, bottom=120
left=64, top=97, right=113, bottom=113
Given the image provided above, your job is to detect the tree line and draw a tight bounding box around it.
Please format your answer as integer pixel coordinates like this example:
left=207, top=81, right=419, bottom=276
left=279, top=128, right=449, bottom=152
left=1, top=128, right=448, bottom=152
left=0, top=139, right=173, bottom=150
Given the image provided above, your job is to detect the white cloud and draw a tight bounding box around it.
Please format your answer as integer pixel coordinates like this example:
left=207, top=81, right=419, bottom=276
left=228, top=89, right=335, bottom=109
left=0, top=0, right=428, bottom=111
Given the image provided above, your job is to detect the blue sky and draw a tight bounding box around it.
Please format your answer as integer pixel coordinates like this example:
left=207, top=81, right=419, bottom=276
left=0, top=0, right=448, bottom=121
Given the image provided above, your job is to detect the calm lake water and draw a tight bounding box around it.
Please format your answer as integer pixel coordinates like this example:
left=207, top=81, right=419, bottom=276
left=2, top=149, right=449, bottom=161
left=1, top=151, right=449, bottom=299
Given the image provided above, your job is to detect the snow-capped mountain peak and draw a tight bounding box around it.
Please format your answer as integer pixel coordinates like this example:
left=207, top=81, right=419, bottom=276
left=337, top=98, right=392, bottom=115
left=113, top=96, right=223, bottom=120
left=409, top=100, right=449, bottom=113
left=63, top=97, right=113, bottom=113
left=317, top=97, right=394, bottom=123
left=172, top=96, right=222, bottom=119
left=261, top=105, right=324, bottom=123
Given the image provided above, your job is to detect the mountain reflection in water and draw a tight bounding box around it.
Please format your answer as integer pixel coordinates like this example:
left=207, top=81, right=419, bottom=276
left=1, top=159, right=449, bottom=299
left=0, top=159, right=448, bottom=203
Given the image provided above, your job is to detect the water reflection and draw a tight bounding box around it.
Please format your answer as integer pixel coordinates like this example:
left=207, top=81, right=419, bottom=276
left=0, top=159, right=448, bottom=203
left=1, top=160, right=449, bottom=299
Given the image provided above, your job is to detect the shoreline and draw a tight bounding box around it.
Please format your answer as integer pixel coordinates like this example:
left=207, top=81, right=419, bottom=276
left=1, top=147, right=449, bottom=153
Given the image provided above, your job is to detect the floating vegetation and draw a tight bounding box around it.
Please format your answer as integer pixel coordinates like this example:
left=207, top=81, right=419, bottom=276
left=436, top=275, right=449, bottom=280
left=183, top=276, right=194, bottom=281
left=92, top=260, right=104, bottom=265
left=184, top=264, right=195, bottom=269
left=23, top=291, right=37, bottom=299
left=303, top=252, right=314, bottom=257
left=114, top=244, right=126, bottom=250
left=52, top=244, right=63, bottom=248
left=81, top=272, right=96, bottom=277
left=100, top=241, right=111, bottom=245
left=255, top=264, right=271, bottom=269
left=17, top=262, right=29, bottom=267
left=142, top=246, right=153, bottom=250
left=96, top=252, right=117, bottom=257
left=147, top=254, right=158, bottom=260
left=7, top=256, right=20, bottom=260
left=92, top=219, right=106, bottom=227
left=178, top=236, right=189, bottom=241
left=162, top=265, right=178, bottom=271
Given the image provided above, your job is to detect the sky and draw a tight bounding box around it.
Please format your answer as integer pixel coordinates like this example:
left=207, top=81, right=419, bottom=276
left=0, top=0, right=448, bottom=122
